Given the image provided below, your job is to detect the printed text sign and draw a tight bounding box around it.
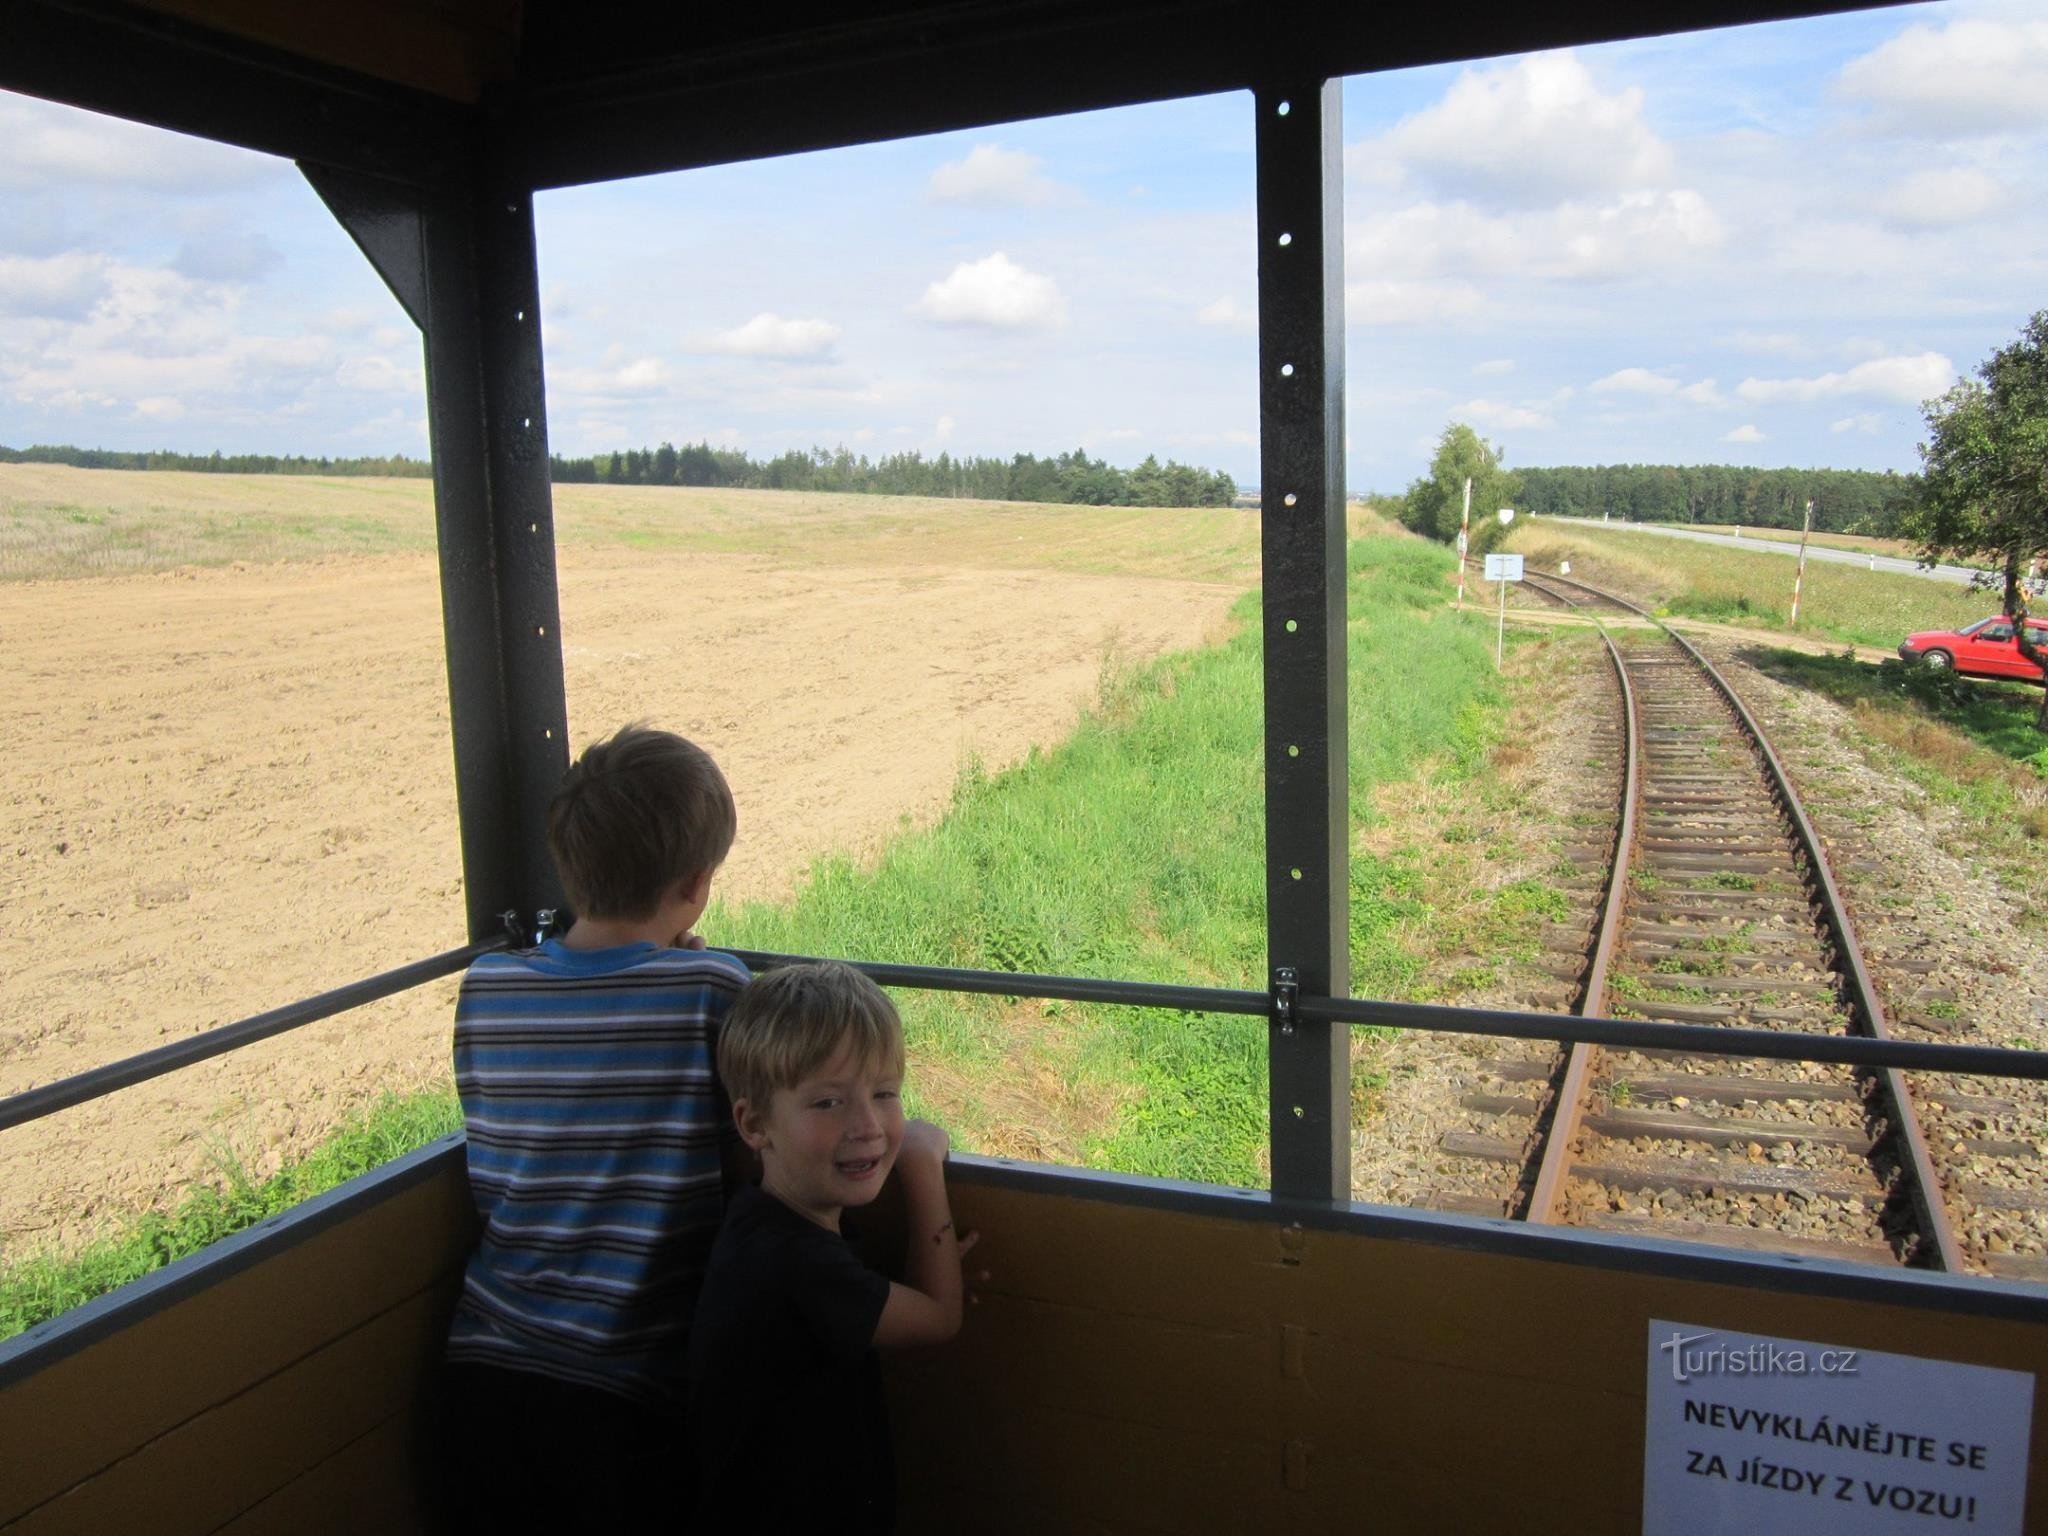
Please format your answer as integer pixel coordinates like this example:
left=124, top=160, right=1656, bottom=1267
left=1644, top=1319, right=2032, bottom=1535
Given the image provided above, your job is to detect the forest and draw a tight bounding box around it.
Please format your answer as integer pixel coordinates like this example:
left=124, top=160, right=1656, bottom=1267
left=0, top=441, right=1240, bottom=509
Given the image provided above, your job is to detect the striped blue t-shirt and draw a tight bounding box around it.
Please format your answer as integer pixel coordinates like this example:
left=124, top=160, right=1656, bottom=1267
left=445, top=938, right=751, bottom=1405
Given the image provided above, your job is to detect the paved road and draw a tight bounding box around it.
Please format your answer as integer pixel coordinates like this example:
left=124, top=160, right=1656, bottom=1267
left=1545, top=517, right=1991, bottom=588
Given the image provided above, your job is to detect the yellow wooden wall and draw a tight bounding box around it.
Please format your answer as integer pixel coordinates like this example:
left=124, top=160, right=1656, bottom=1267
left=2, top=1152, right=2044, bottom=1534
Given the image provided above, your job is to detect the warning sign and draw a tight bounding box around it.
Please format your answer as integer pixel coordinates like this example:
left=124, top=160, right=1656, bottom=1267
left=1643, top=1321, right=2033, bottom=1535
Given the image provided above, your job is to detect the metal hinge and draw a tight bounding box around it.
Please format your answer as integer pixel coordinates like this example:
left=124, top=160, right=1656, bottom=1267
left=1271, top=966, right=1298, bottom=1036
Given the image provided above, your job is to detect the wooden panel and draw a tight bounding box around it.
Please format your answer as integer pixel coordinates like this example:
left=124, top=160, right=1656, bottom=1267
left=122, top=0, right=518, bottom=101
left=5, top=1288, right=445, bottom=1536
left=896, top=1181, right=2048, bottom=1534
left=215, top=1412, right=429, bottom=1536
left=0, top=1158, right=472, bottom=1521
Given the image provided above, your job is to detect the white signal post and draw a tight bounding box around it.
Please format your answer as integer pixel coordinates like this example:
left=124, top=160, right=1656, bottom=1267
left=1455, top=476, right=1472, bottom=609
left=1790, top=498, right=1813, bottom=626
left=1490, top=509, right=1519, bottom=669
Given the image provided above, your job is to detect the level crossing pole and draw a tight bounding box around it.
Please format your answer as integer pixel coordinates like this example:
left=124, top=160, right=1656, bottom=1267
left=1790, top=498, right=1813, bottom=626
left=1456, top=476, right=1471, bottom=609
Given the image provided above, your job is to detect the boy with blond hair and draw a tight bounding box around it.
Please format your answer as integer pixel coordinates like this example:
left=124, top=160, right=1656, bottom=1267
left=689, top=961, right=978, bottom=1532
left=439, top=724, right=747, bottom=1531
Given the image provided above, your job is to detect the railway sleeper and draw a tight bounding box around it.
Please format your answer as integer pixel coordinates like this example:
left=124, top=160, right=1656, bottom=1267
left=1956, top=1180, right=2048, bottom=1214
left=1615, top=972, right=1836, bottom=995
left=1643, top=853, right=1798, bottom=875
left=1618, top=1072, right=1859, bottom=1106
left=1629, top=945, right=1817, bottom=970
left=1582, top=1108, right=1875, bottom=1153
left=1461, top=1093, right=1545, bottom=1117
left=1572, top=1210, right=1897, bottom=1265
left=1616, top=1000, right=1842, bottom=1028
left=1982, top=1252, right=2048, bottom=1282
left=1570, top=1159, right=1882, bottom=1210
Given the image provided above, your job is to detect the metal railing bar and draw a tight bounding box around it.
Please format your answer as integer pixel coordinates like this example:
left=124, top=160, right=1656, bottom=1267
left=1306, top=994, right=2048, bottom=1083
left=729, top=949, right=2048, bottom=1083
left=0, top=941, right=501, bottom=1136
left=725, top=949, right=1268, bottom=1017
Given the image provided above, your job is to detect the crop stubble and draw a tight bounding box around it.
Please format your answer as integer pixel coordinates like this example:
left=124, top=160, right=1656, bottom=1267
left=0, top=469, right=1255, bottom=1255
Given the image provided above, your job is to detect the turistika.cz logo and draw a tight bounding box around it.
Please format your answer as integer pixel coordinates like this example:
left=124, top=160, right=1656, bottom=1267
left=1659, top=1329, right=1861, bottom=1384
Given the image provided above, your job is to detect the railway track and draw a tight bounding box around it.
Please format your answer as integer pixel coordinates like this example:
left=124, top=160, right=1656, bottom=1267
left=1450, top=569, right=1970, bottom=1271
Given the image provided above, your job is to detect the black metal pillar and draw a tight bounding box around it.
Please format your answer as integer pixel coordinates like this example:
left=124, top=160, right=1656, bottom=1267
left=305, top=152, right=569, bottom=943
left=1256, top=80, right=1350, bottom=1203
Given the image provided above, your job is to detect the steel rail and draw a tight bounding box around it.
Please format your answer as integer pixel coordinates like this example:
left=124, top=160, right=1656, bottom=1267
left=1658, top=623, right=1967, bottom=1272
left=1506, top=567, right=1966, bottom=1269
left=1524, top=624, right=1638, bottom=1222
left=0, top=942, right=500, bottom=1136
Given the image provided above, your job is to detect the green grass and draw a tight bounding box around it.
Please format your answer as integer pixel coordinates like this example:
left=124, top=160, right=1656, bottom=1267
left=1508, top=522, right=1988, bottom=652
left=0, top=1091, right=460, bottom=1343
left=1752, top=648, right=2048, bottom=889
left=713, top=531, right=1504, bottom=1183
left=0, top=530, right=1508, bottom=1327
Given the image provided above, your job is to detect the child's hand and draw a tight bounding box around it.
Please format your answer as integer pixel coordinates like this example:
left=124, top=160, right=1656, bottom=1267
left=899, top=1118, right=950, bottom=1169
left=672, top=929, right=707, bottom=950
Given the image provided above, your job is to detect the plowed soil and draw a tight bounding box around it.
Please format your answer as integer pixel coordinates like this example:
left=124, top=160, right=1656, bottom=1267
left=0, top=469, right=1255, bottom=1256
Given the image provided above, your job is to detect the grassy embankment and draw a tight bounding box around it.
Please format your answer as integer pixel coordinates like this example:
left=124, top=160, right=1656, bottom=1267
left=0, top=528, right=1510, bottom=1339
left=1752, top=650, right=2048, bottom=888
left=1507, top=519, right=1986, bottom=652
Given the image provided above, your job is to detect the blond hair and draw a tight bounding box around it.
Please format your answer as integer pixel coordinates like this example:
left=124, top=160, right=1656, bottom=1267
left=547, top=724, right=736, bottom=921
left=718, top=961, right=905, bottom=1110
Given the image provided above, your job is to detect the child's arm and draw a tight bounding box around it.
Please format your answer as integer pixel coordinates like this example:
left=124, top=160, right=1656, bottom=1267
left=871, top=1119, right=978, bottom=1348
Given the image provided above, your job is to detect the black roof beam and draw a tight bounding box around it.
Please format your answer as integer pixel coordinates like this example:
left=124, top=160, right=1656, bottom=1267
left=0, top=0, right=469, bottom=188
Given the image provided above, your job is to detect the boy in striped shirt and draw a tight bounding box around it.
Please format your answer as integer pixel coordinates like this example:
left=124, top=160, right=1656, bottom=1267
left=438, top=724, right=749, bottom=1532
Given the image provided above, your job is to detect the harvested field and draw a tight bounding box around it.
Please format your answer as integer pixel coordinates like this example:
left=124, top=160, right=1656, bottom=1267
left=0, top=467, right=1257, bottom=1256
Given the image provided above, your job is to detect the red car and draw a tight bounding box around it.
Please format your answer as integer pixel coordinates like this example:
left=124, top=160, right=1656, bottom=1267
left=1898, top=616, right=2048, bottom=682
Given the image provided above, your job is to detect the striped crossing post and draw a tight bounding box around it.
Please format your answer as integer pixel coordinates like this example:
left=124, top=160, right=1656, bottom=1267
left=1790, top=498, right=1813, bottom=627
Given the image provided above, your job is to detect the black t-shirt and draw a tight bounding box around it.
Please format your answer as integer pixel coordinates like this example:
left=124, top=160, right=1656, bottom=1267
left=688, top=1184, right=895, bottom=1531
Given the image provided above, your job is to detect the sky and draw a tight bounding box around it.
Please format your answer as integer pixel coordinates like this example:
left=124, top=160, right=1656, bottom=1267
left=1, top=1, right=2045, bottom=491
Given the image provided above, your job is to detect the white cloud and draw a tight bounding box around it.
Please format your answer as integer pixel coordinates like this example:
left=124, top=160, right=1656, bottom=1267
left=1588, top=368, right=1727, bottom=408
left=928, top=145, right=1069, bottom=206
left=915, top=252, right=1067, bottom=330
left=934, top=414, right=956, bottom=443
left=703, top=313, right=842, bottom=359
left=1459, top=397, right=1555, bottom=431
left=1727, top=331, right=1807, bottom=357
left=1196, top=296, right=1256, bottom=333
left=1831, top=412, right=1886, bottom=434
left=1592, top=367, right=1679, bottom=396
left=1473, top=358, right=1515, bottom=375
left=1723, top=424, right=1766, bottom=443
left=1837, top=18, right=2048, bottom=136
left=0, top=253, right=109, bottom=319
left=1736, top=351, right=1955, bottom=405
left=1345, top=278, right=1484, bottom=327
left=1346, top=188, right=1722, bottom=285
left=614, top=357, right=669, bottom=390
left=1377, top=52, right=1674, bottom=208
left=1879, top=167, right=2003, bottom=228
left=171, top=231, right=282, bottom=284
left=335, top=355, right=417, bottom=394
left=0, top=94, right=282, bottom=193
left=132, top=395, right=184, bottom=421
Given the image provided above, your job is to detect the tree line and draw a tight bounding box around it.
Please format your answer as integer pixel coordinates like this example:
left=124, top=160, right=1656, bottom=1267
left=547, top=442, right=1241, bottom=507
left=1, top=440, right=1241, bottom=508
left=1377, top=430, right=1922, bottom=547
left=1515, top=463, right=1918, bottom=536
left=0, top=444, right=432, bottom=477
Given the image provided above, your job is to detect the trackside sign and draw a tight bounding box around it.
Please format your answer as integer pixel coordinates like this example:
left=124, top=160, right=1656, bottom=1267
left=1643, top=1320, right=2033, bottom=1535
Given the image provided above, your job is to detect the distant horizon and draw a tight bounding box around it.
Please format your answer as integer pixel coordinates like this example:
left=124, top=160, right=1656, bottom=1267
left=1, top=436, right=1929, bottom=499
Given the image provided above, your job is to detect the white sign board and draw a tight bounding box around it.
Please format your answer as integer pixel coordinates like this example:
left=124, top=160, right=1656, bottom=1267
left=1644, top=1320, right=2033, bottom=1536
left=1483, top=552, right=1524, bottom=582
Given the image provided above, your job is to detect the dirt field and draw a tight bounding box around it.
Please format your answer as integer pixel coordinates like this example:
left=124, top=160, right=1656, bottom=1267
left=0, top=467, right=1257, bottom=1257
